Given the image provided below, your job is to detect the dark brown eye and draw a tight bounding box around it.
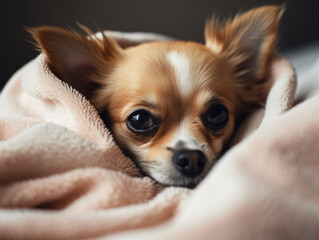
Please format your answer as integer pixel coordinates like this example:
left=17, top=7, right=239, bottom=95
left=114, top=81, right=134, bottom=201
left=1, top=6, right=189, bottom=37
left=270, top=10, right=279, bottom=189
left=126, top=110, right=158, bottom=134
left=203, top=103, right=229, bottom=131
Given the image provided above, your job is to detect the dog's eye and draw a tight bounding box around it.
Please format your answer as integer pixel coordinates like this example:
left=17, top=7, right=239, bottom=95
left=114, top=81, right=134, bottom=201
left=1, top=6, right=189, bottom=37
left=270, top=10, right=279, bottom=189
left=126, top=110, right=158, bottom=134
left=203, top=104, right=229, bottom=131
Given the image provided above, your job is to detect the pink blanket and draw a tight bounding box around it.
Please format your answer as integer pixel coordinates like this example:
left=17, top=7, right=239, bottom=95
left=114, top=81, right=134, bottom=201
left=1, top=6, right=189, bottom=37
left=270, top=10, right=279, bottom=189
left=1, top=32, right=319, bottom=240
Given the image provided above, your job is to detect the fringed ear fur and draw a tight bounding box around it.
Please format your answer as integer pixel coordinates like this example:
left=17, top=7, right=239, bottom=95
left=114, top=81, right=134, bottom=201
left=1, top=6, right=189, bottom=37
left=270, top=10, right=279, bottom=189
left=205, top=5, right=284, bottom=109
left=29, top=25, right=123, bottom=100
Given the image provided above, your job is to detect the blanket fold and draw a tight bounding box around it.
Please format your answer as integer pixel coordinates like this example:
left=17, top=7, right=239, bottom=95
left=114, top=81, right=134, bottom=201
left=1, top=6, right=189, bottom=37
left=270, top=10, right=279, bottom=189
left=1, top=31, right=319, bottom=240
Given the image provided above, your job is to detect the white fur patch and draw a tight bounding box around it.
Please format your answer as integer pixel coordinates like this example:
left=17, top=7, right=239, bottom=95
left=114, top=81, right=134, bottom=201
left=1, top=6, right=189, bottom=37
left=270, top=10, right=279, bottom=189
left=170, top=122, right=202, bottom=150
left=167, top=51, right=193, bottom=96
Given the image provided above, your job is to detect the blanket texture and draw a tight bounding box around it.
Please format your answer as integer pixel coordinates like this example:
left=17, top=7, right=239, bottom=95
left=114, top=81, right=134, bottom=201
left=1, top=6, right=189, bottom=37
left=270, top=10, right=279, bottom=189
left=1, top=32, right=318, bottom=240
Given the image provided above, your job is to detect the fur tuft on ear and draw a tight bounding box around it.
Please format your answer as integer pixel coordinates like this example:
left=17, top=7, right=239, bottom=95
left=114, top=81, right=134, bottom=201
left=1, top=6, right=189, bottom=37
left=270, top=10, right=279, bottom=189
left=29, top=26, right=123, bottom=100
left=205, top=5, right=284, bottom=109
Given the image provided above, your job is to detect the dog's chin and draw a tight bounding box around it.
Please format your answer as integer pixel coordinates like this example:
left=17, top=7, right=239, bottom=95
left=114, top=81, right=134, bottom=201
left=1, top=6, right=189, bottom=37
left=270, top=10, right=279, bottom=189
left=119, top=145, right=213, bottom=188
left=146, top=166, right=209, bottom=189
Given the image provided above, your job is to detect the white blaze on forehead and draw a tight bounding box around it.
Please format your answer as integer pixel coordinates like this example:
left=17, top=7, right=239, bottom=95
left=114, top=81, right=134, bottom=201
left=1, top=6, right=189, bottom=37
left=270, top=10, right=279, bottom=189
left=167, top=51, right=193, bottom=96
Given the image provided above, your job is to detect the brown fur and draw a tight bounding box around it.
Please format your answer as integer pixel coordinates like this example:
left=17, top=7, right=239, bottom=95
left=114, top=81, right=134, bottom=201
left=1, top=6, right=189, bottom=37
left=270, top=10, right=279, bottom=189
left=30, top=5, right=283, bottom=187
left=205, top=5, right=284, bottom=109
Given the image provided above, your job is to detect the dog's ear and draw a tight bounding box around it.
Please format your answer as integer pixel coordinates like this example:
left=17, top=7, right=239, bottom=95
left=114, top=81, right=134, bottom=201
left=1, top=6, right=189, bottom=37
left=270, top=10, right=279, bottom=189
left=30, top=26, right=123, bottom=100
left=205, top=6, right=284, bottom=107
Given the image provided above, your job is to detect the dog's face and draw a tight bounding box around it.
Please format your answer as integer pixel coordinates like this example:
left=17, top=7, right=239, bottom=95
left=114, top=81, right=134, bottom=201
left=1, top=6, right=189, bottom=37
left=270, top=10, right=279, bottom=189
left=31, top=6, right=282, bottom=187
left=98, top=42, right=239, bottom=186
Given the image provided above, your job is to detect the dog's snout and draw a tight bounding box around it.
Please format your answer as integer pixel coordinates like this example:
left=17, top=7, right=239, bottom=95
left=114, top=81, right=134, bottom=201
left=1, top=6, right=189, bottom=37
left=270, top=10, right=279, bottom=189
left=173, top=150, right=206, bottom=178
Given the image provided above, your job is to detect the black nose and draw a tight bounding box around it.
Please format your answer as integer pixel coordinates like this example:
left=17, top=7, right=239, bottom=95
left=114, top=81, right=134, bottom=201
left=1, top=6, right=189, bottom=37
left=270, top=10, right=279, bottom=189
left=173, top=150, right=206, bottom=178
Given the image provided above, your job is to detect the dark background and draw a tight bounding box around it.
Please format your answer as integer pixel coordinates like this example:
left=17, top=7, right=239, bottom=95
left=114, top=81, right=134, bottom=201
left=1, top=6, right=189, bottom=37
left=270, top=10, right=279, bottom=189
left=1, top=0, right=319, bottom=90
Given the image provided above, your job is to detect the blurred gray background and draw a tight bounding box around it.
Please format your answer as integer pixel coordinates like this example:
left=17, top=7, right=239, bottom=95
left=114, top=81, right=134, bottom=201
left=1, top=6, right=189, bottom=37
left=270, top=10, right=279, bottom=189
left=1, top=0, right=319, bottom=90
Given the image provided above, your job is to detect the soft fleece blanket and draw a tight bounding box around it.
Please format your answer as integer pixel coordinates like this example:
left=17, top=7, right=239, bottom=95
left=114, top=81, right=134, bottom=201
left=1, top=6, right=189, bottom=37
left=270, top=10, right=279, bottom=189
left=1, top=32, right=319, bottom=240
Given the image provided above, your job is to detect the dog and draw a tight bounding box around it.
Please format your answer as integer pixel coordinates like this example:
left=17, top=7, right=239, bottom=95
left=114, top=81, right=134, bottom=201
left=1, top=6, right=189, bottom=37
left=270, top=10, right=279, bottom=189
left=30, top=5, right=283, bottom=187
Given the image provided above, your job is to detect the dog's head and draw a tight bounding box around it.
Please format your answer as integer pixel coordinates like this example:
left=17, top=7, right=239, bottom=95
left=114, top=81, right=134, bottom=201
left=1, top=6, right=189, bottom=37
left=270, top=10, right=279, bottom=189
left=31, top=6, right=283, bottom=187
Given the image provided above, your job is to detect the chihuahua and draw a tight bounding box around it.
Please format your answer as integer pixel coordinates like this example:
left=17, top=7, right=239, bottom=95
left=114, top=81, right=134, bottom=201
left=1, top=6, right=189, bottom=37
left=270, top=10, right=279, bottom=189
left=30, top=6, right=282, bottom=187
